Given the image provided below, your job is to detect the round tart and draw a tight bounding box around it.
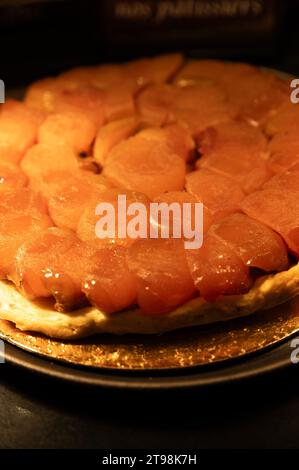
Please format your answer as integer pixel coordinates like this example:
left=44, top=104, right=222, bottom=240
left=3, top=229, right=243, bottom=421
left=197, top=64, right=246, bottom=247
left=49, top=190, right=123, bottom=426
left=0, top=54, right=299, bottom=339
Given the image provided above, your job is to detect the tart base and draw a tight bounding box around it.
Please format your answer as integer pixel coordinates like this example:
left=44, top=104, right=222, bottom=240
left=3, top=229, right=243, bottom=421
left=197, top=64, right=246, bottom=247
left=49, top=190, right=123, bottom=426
left=0, top=263, right=299, bottom=340
left=1, top=294, right=299, bottom=370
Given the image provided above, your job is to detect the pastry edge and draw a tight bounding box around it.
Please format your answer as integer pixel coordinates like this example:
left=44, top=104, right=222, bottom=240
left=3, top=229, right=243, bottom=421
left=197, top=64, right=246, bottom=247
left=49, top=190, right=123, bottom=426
left=0, top=263, right=299, bottom=339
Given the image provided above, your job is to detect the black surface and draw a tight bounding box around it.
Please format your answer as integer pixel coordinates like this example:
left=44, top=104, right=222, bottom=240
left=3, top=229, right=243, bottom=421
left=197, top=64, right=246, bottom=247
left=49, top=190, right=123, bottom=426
left=1, top=355, right=299, bottom=448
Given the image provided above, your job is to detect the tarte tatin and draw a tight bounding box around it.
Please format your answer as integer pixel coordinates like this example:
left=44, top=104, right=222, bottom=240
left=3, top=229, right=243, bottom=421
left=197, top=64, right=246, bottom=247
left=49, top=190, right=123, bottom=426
left=1, top=54, right=299, bottom=339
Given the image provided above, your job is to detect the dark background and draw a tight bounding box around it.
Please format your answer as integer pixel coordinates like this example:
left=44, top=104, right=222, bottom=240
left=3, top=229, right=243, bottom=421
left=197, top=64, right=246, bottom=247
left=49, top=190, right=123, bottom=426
left=1, top=0, right=299, bottom=449
left=0, top=0, right=299, bottom=86
left=1, top=363, right=299, bottom=449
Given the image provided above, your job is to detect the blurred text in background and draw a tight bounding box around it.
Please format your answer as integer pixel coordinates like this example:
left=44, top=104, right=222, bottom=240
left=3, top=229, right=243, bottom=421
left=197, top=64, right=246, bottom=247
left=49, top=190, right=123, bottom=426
left=0, top=0, right=298, bottom=86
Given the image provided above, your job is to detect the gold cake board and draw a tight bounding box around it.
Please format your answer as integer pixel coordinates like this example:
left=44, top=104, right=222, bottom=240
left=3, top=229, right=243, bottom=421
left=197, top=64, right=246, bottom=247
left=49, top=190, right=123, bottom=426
left=1, top=297, right=299, bottom=371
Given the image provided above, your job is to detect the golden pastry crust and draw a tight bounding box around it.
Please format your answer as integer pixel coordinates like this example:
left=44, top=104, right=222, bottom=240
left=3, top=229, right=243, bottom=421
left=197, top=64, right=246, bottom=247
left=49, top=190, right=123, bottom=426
left=1, top=263, right=299, bottom=339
